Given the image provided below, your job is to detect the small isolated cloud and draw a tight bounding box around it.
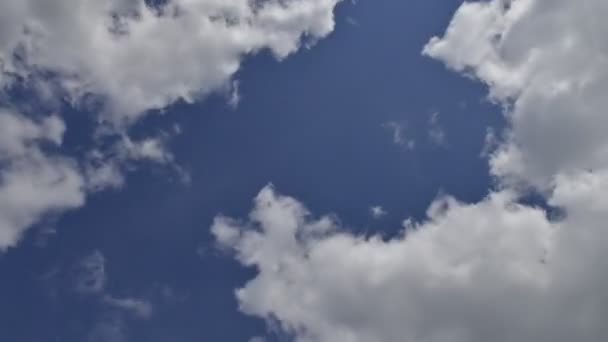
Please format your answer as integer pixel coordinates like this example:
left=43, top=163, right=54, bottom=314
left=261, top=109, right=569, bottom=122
left=74, top=250, right=107, bottom=295
left=102, top=296, right=154, bottom=319
left=345, top=17, right=359, bottom=26
left=84, top=129, right=180, bottom=192
left=73, top=250, right=154, bottom=319
left=382, top=121, right=415, bottom=150
left=63, top=250, right=166, bottom=341
left=157, top=285, right=188, bottom=305
left=428, top=111, right=446, bottom=146
left=369, top=206, right=387, bottom=219
left=33, top=225, right=58, bottom=248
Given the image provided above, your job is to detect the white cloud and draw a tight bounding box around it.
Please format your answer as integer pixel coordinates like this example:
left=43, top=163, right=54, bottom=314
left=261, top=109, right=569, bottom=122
left=382, top=121, right=414, bottom=150
left=61, top=250, right=155, bottom=341
left=0, top=110, right=85, bottom=251
left=84, top=129, right=178, bottom=191
left=369, top=206, right=386, bottom=219
left=74, top=250, right=155, bottom=319
left=345, top=16, right=358, bottom=27
left=0, top=110, right=177, bottom=249
left=428, top=111, right=446, bottom=147
left=102, top=295, right=154, bottom=319
left=0, top=0, right=343, bottom=125
left=227, top=80, right=241, bottom=109
left=0, top=0, right=343, bottom=251
left=214, top=182, right=608, bottom=342
left=74, top=250, right=107, bottom=295
left=423, top=0, right=608, bottom=189
left=84, top=154, right=127, bottom=192
left=214, top=1, right=608, bottom=341
left=119, top=135, right=174, bottom=164
left=480, top=127, right=499, bottom=157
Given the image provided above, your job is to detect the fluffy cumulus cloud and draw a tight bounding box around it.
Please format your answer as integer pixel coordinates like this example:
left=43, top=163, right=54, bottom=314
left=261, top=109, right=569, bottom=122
left=0, top=0, right=342, bottom=125
left=0, top=0, right=342, bottom=251
left=214, top=1, right=608, bottom=341
left=0, top=110, right=84, bottom=250
left=214, top=181, right=608, bottom=342
left=423, top=0, right=608, bottom=189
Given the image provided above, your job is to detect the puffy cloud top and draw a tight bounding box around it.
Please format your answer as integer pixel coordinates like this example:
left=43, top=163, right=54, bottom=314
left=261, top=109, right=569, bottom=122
left=424, top=0, right=608, bottom=189
left=214, top=178, right=608, bottom=342
left=0, top=0, right=342, bottom=125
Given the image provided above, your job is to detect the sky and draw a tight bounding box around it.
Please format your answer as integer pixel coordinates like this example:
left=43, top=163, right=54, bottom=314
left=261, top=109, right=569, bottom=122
left=1, top=0, right=608, bottom=342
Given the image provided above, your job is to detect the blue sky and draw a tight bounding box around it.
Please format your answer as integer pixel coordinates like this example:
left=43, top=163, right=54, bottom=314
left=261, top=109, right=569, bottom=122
left=2, top=1, right=608, bottom=342
left=1, top=2, right=501, bottom=340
